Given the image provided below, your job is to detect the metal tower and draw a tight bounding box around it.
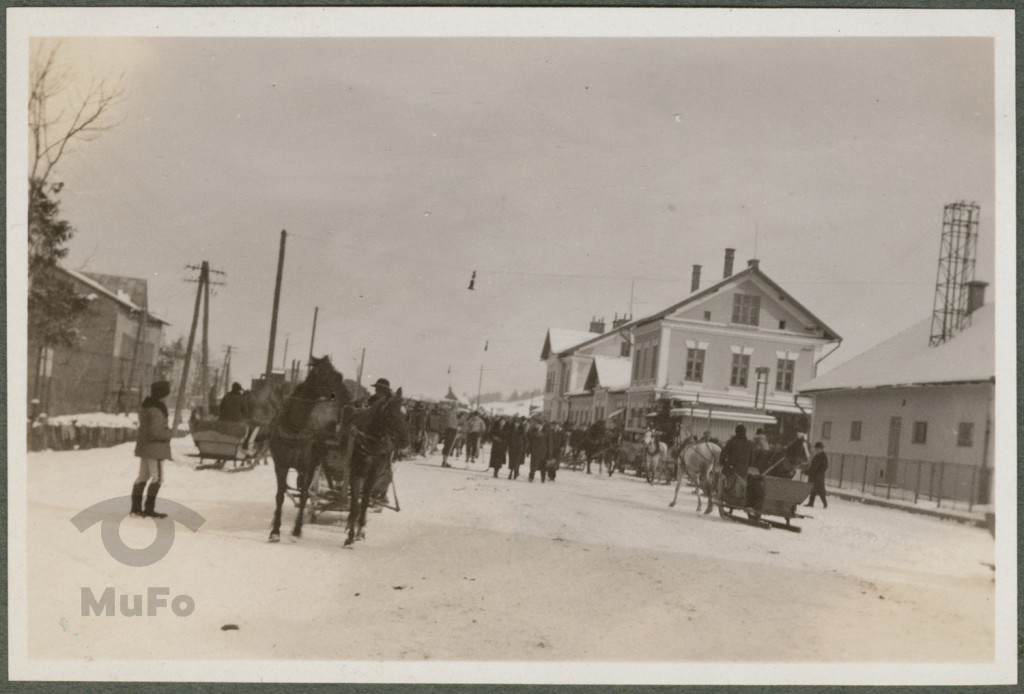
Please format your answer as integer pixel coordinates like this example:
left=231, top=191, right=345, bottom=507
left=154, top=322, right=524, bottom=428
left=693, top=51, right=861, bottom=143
left=929, top=202, right=979, bottom=346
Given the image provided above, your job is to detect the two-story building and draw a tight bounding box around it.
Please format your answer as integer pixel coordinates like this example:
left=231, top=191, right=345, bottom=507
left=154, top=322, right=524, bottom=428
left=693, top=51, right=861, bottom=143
left=29, top=267, right=168, bottom=416
left=541, top=250, right=841, bottom=442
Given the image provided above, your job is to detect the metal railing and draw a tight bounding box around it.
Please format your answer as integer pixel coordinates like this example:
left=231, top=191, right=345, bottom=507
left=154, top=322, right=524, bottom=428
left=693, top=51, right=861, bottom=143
left=822, top=452, right=990, bottom=513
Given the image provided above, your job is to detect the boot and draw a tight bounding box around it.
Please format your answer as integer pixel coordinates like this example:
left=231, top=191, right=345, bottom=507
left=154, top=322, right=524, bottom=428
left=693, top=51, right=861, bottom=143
left=130, top=481, right=146, bottom=517
left=143, top=483, right=168, bottom=519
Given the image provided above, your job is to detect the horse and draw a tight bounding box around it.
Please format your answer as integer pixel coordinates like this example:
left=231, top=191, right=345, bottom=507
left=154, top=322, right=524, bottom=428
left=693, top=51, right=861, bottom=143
left=669, top=439, right=722, bottom=514
left=753, top=438, right=810, bottom=478
left=344, top=388, right=411, bottom=548
left=268, top=356, right=351, bottom=543
left=642, top=429, right=670, bottom=484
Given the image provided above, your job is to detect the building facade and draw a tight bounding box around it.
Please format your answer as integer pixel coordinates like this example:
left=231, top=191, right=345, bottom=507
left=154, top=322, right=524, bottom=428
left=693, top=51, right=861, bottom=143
left=29, top=267, right=168, bottom=416
left=799, top=297, right=994, bottom=505
left=542, top=252, right=841, bottom=442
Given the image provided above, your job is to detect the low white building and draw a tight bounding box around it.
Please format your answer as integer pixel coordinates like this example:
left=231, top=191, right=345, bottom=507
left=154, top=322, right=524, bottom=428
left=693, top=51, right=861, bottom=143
left=799, top=294, right=994, bottom=507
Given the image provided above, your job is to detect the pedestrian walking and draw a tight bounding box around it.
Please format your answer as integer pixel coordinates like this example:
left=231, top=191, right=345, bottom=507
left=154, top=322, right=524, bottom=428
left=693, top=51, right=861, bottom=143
left=440, top=405, right=460, bottom=468
left=488, top=419, right=508, bottom=478
left=805, top=442, right=829, bottom=508
left=528, top=420, right=550, bottom=483
left=131, top=381, right=173, bottom=519
left=506, top=418, right=526, bottom=480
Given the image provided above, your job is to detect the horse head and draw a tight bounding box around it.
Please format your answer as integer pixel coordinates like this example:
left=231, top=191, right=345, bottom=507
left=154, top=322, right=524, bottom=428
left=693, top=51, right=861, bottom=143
left=305, top=355, right=352, bottom=406
left=365, top=387, right=411, bottom=452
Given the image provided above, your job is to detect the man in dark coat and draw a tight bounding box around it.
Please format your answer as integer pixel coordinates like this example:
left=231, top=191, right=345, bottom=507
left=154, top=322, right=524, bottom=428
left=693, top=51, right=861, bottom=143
left=131, top=381, right=173, bottom=518
left=719, top=424, right=755, bottom=506
left=219, top=382, right=249, bottom=422
left=506, top=418, right=526, bottom=480
left=805, top=442, right=829, bottom=508
left=528, top=420, right=549, bottom=482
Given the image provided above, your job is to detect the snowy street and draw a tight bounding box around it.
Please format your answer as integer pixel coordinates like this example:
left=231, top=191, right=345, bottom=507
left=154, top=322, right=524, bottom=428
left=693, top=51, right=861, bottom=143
left=21, top=437, right=995, bottom=667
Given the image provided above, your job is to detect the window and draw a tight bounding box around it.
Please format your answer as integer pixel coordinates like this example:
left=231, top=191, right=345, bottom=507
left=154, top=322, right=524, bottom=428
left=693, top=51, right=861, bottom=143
left=730, top=353, right=750, bottom=387
left=779, top=320, right=787, bottom=330
left=821, top=421, right=832, bottom=440
left=776, top=358, right=795, bottom=392
left=648, top=340, right=659, bottom=381
left=703, top=311, right=711, bottom=321
left=620, top=340, right=631, bottom=358
left=957, top=422, right=974, bottom=447
left=545, top=370, right=556, bottom=393
left=685, top=348, right=705, bottom=382
left=850, top=421, right=862, bottom=441
left=912, top=421, right=928, bottom=444
left=631, top=351, right=640, bottom=381
left=732, top=294, right=761, bottom=326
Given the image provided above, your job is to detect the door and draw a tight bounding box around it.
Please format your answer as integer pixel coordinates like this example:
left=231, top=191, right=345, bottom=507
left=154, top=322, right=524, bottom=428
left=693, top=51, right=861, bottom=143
left=885, top=417, right=901, bottom=482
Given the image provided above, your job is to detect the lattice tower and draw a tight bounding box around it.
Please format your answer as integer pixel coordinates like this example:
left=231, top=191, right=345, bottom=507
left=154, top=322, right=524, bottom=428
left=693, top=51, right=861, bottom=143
left=929, top=202, right=979, bottom=346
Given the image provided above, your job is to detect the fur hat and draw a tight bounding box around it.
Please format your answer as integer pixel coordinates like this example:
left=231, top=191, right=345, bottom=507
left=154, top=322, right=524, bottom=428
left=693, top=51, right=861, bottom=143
left=150, top=381, right=171, bottom=399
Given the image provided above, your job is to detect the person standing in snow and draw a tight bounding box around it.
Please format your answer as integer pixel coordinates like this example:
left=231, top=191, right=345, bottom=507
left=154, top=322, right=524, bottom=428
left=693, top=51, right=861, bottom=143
left=528, top=420, right=550, bottom=483
left=506, top=418, right=527, bottom=480
left=131, top=380, right=173, bottom=518
left=805, top=442, right=829, bottom=508
left=488, top=418, right=508, bottom=478
left=440, top=404, right=460, bottom=468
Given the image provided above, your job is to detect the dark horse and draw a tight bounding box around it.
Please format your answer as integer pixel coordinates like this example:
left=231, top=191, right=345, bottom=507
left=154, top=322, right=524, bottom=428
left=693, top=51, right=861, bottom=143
left=343, top=388, right=410, bottom=548
left=268, top=356, right=351, bottom=543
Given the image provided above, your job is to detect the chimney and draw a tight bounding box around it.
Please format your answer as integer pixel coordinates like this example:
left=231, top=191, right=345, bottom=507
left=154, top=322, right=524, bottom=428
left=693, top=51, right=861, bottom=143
left=747, top=258, right=760, bottom=270
left=691, top=264, right=702, bottom=292
left=966, top=281, right=987, bottom=315
left=612, top=313, right=631, bottom=330
left=589, top=316, right=605, bottom=334
left=723, top=248, right=735, bottom=278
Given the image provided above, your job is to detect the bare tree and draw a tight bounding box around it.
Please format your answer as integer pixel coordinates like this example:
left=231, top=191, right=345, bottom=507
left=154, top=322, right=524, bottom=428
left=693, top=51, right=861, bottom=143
left=28, top=40, right=126, bottom=199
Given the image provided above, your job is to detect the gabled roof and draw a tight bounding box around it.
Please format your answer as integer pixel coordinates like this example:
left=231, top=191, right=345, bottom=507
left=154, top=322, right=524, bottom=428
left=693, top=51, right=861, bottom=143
left=540, top=328, right=598, bottom=360
left=799, top=303, right=994, bottom=393
left=584, top=356, right=633, bottom=391
left=556, top=263, right=840, bottom=358
left=60, top=266, right=170, bottom=325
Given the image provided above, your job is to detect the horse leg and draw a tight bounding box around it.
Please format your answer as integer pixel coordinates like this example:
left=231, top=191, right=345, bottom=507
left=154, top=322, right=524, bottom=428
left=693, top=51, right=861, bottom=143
left=344, top=471, right=361, bottom=547
left=269, top=462, right=287, bottom=542
left=292, top=463, right=310, bottom=538
left=356, top=461, right=376, bottom=541
left=669, top=462, right=683, bottom=507
left=702, top=470, right=715, bottom=515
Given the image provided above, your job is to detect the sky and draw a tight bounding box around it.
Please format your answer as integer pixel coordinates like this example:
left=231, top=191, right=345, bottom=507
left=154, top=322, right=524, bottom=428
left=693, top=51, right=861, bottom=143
left=15, top=19, right=1002, bottom=401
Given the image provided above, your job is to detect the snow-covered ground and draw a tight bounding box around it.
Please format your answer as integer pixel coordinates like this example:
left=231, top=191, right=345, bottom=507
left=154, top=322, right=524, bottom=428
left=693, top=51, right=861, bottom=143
left=15, top=437, right=997, bottom=681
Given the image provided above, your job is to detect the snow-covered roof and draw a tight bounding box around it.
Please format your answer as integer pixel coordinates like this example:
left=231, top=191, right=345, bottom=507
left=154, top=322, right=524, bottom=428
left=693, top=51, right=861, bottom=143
left=587, top=356, right=632, bottom=390
left=60, top=267, right=170, bottom=325
left=540, top=328, right=599, bottom=360
left=799, top=303, right=994, bottom=393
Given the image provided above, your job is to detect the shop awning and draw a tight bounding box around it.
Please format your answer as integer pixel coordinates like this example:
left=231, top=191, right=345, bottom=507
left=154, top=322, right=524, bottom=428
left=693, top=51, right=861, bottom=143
left=605, top=408, right=625, bottom=420
left=670, top=408, right=777, bottom=425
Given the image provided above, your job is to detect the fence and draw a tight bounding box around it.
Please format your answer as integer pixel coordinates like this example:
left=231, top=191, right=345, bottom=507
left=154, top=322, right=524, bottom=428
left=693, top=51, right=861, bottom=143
left=27, top=422, right=138, bottom=452
left=823, top=452, right=990, bottom=513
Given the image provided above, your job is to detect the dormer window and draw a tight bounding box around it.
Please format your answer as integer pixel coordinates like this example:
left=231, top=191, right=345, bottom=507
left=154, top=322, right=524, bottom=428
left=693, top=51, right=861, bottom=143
left=732, top=294, right=760, bottom=326
left=779, top=320, right=786, bottom=330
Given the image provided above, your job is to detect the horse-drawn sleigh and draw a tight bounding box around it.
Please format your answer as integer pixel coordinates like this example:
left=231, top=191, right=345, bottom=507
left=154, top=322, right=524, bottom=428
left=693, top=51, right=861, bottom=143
left=190, top=420, right=268, bottom=472
left=669, top=437, right=814, bottom=532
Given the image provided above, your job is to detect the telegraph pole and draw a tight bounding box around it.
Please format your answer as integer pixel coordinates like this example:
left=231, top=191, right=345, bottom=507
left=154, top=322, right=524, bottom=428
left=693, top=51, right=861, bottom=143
left=127, top=290, right=148, bottom=407
left=265, top=229, right=287, bottom=378
left=173, top=268, right=204, bottom=434
left=201, top=261, right=210, bottom=415
left=476, top=364, right=484, bottom=411
left=356, top=348, right=365, bottom=397
left=308, top=306, right=319, bottom=369
left=222, top=346, right=233, bottom=395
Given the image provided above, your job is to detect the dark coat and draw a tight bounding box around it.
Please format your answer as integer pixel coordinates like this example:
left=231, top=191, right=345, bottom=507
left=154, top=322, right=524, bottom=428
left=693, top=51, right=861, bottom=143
left=528, top=426, right=548, bottom=472
left=135, top=397, right=172, bottom=460
left=807, top=452, right=829, bottom=482
left=218, top=390, right=248, bottom=422
left=507, top=424, right=526, bottom=468
left=720, top=434, right=754, bottom=477
left=489, top=425, right=508, bottom=469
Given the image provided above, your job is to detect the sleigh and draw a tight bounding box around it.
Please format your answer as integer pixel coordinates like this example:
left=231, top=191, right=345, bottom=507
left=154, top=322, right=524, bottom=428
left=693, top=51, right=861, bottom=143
left=715, top=470, right=813, bottom=532
left=190, top=420, right=267, bottom=472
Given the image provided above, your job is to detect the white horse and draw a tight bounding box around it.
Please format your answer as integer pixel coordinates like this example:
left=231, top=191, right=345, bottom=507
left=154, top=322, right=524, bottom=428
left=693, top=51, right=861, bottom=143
left=642, top=429, right=670, bottom=485
left=669, top=440, right=722, bottom=514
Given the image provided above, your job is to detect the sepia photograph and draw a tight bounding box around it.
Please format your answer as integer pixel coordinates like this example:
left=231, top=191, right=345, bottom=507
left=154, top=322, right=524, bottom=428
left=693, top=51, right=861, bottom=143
left=6, top=6, right=1016, bottom=686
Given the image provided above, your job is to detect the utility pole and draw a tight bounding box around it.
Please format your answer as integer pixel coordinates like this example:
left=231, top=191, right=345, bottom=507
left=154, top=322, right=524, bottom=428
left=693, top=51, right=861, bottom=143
left=476, top=363, right=484, bottom=411
left=308, top=306, right=319, bottom=370
left=266, top=229, right=287, bottom=378
left=201, top=260, right=210, bottom=416
left=356, top=348, right=365, bottom=397
left=281, top=335, right=289, bottom=371
left=222, top=346, right=233, bottom=395
left=172, top=267, right=205, bottom=434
